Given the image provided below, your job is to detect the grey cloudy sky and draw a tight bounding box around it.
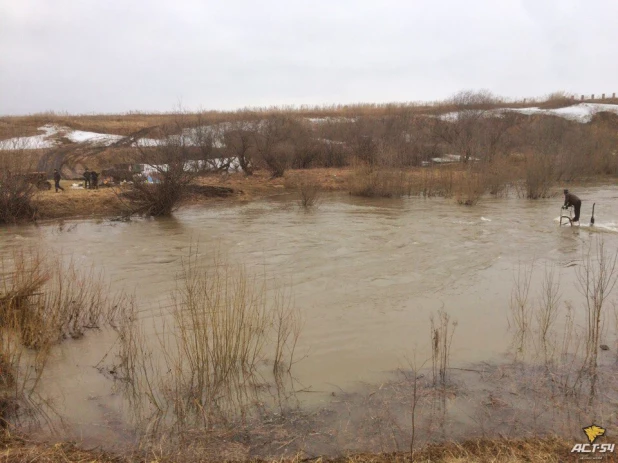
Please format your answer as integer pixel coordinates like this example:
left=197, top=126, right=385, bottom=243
left=1, top=0, right=617, bottom=115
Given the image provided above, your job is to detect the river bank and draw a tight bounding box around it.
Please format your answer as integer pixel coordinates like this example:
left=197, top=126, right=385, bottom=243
left=23, top=165, right=618, bottom=222
left=29, top=168, right=352, bottom=221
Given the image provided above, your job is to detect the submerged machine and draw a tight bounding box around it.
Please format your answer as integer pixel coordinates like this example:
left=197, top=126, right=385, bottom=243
left=559, top=205, right=573, bottom=226
left=560, top=202, right=596, bottom=227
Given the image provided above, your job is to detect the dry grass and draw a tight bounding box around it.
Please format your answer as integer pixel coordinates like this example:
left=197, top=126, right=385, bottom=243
left=453, top=169, right=485, bottom=206
left=2, top=89, right=609, bottom=139
left=506, top=236, right=618, bottom=407
left=576, top=237, right=618, bottom=401
left=430, top=312, right=457, bottom=387
left=2, top=100, right=617, bottom=221
left=0, top=433, right=576, bottom=462
left=0, top=152, right=40, bottom=224
left=348, top=166, right=410, bottom=198
left=30, top=169, right=350, bottom=220
left=1, top=248, right=128, bottom=347
left=344, top=438, right=574, bottom=463
left=0, top=248, right=130, bottom=431
left=520, top=153, right=555, bottom=199
left=406, top=168, right=456, bottom=198
left=2, top=91, right=617, bottom=204
left=0, top=433, right=125, bottom=462
left=285, top=177, right=322, bottom=208
left=113, top=248, right=301, bottom=440
left=34, top=182, right=127, bottom=219
left=347, top=163, right=510, bottom=206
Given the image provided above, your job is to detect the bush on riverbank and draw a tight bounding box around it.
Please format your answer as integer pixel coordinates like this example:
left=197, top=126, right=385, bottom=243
left=0, top=153, right=39, bottom=224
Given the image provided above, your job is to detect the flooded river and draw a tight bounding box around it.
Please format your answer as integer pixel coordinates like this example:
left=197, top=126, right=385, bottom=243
left=2, top=184, right=618, bottom=453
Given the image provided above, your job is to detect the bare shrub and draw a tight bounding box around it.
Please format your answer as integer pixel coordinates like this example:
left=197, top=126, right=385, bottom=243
left=290, top=131, right=322, bottom=170
left=122, top=126, right=203, bottom=217
left=480, top=156, right=517, bottom=197
left=430, top=310, right=457, bottom=387
left=316, top=139, right=349, bottom=168
left=272, top=292, right=302, bottom=375
left=404, top=355, right=427, bottom=456
left=409, top=168, right=455, bottom=198
left=508, top=261, right=534, bottom=357
left=0, top=248, right=129, bottom=429
left=0, top=308, right=52, bottom=430
left=508, top=261, right=565, bottom=367
left=1, top=248, right=127, bottom=349
left=0, top=147, right=40, bottom=224
left=535, top=264, right=562, bottom=365
left=432, top=90, right=499, bottom=164
left=576, top=237, right=618, bottom=401
left=223, top=121, right=258, bottom=175
left=348, top=165, right=408, bottom=198
left=348, top=122, right=379, bottom=166
left=113, top=249, right=302, bottom=439
left=521, top=152, right=554, bottom=199
left=288, top=178, right=321, bottom=208
left=541, top=91, right=577, bottom=109
left=252, top=115, right=303, bottom=178
left=454, top=168, right=485, bottom=206
left=507, top=249, right=618, bottom=404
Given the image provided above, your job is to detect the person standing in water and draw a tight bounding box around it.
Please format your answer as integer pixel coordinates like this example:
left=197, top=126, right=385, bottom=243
left=563, top=189, right=582, bottom=223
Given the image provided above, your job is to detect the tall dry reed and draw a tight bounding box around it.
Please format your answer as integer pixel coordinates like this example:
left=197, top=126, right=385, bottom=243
left=348, top=165, right=409, bottom=198
left=113, top=249, right=302, bottom=440
left=575, top=237, right=618, bottom=402
left=0, top=247, right=129, bottom=429
left=430, top=310, right=457, bottom=388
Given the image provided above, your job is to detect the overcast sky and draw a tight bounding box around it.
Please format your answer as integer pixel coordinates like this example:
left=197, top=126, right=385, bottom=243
left=1, top=0, right=617, bottom=115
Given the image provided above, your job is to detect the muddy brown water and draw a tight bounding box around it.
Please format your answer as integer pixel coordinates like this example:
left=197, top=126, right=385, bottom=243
left=2, top=185, right=618, bottom=453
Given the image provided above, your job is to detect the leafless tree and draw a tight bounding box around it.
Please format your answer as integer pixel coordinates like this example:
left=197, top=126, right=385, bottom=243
left=223, top=121, right=258, bottom=175
left=121, top=120, right=207, bottom=217
left=433, top=89, right=499, bottom=163
left=252, top=115, right=298, bottom=177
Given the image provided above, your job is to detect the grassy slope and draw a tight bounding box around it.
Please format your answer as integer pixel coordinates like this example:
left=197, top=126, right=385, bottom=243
left=2, top=97, right=617, bottom=140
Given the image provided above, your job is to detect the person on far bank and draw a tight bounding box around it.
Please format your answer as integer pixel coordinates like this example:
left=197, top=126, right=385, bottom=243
left=563, top=189, right=581, bottom=223
left=53, top=169, right=64, bottom=192
left=91, top=170, right=99, bottom=189
left=83, top=168, right=91, bottom=189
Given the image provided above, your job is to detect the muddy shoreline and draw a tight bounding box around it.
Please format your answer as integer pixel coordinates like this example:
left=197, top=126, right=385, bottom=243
left=24, top=168, right=351, bottom=222
left=19, top=167, right=618, bottom=223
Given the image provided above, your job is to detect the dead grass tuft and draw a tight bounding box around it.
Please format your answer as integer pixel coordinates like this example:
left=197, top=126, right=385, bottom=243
left=285, top=177, right=321, bottom=208
left=348, top=166, right=409, bottom=198
left=0, top=248, right=130, bottom=430
left=112, top=248, right=302, bottom=442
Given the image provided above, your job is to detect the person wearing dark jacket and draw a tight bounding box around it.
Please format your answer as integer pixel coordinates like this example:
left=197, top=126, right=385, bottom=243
left=91, top=171, right=99, bottom=189
left=563, top=189, right=582, bottom=223
left=53, top=169, right=64, bottom=192
left=83, top=168, right=91, bottom=189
